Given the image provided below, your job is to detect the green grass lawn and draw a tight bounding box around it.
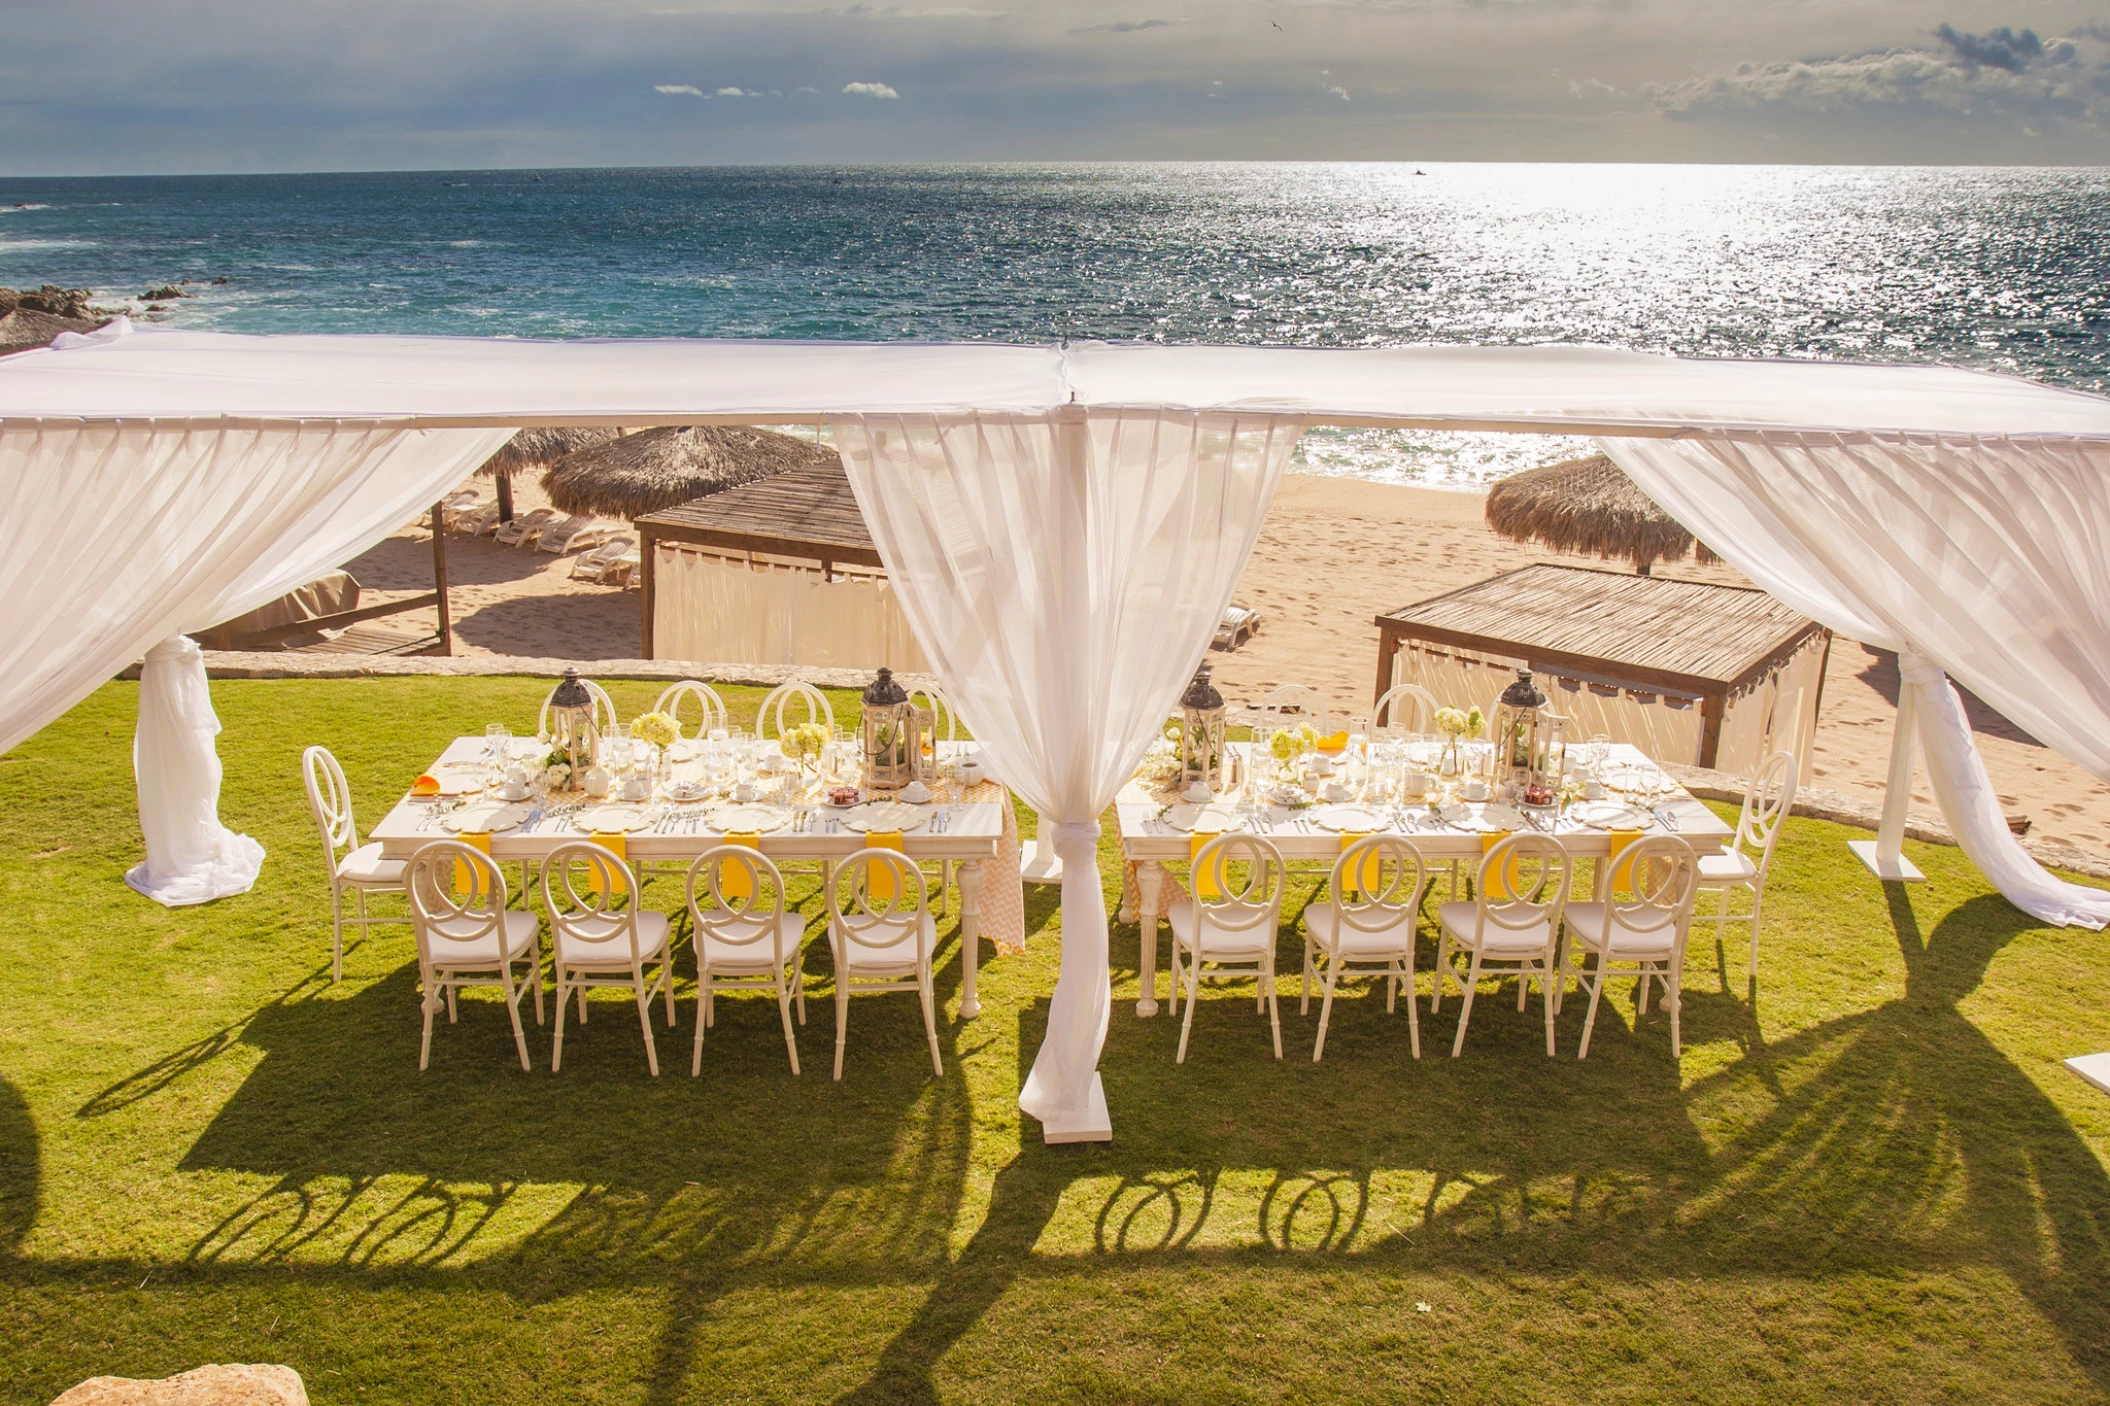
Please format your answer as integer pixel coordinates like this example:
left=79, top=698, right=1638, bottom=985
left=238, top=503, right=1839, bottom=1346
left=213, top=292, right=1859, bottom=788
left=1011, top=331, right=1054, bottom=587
left=6, top=676, right=2110, bottom=1403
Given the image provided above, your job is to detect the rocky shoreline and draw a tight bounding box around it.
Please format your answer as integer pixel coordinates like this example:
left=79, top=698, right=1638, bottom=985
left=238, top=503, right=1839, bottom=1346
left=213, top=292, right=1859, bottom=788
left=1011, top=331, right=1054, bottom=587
left=0, top=278, right=228, bottom=356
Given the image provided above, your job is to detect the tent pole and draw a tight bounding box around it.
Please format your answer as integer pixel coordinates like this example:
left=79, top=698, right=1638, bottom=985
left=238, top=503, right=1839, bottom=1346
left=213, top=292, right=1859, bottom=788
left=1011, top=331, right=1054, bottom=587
left=1848, top=678, right=1925, bottom=882
left=430, top=502, right=452, bottom=656
left=496, top=470, right=514, bottom=523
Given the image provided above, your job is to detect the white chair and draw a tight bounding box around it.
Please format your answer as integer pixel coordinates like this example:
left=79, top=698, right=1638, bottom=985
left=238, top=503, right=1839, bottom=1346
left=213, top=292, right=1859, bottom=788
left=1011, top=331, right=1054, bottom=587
left=1261, top=683, right=1333, bottom=735
left=1433, top=833, right=1571, bottom=1057
left=438, top=487, right=484, bottom=530
left=403, top=841, right=543, bottom=1071
left=538, top=675, right=619, bottom=739
left=757, top=677, right=836, bottom=743
left=1695, top=749, right=1797, bottom=980
left=493, top=505, right=557, bottom=547
left=301, top=744, right=410, bottom=983
left=825, top=848, right=942, bottom=1081
left=453, top=502, right=502, bottom=536
left=655, top=678, right=729, bottom=740
left=1300, top=836, right=1432, bottom=1061
left=1170, top=834, right=1288, bottom=1063
left=569, top=534, right=636, bottom=582
left=1373, top=682, right=1440, bottom=735
left=1559, top=836, right=1700, bottom=1058
left=542, top=840, right=676, bottom=1076
left=687, top=846, right=808, bottom=1076
left=537, top=515, right=611, bottom=555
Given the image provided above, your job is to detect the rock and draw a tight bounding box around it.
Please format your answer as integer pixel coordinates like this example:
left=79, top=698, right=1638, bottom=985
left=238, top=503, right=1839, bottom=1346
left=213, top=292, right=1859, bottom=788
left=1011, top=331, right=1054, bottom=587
left=0, top=306, right=100, bottom=356
left=15, top=284, right=100, bottom=319
left=141, top=285, right=189, bottom=301
left=50, top=1364, right=308, bottom=1406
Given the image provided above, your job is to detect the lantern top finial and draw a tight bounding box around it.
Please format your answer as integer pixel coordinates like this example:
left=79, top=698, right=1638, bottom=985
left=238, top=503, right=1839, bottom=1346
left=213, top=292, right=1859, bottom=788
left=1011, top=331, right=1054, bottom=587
left=549, top=666, right=591, bottom=710
left=863, top=667, right=908, bottom=707
left=1499, top=668, right=1547, bottom=710
left=1181, top=662, right=1224, bottom=711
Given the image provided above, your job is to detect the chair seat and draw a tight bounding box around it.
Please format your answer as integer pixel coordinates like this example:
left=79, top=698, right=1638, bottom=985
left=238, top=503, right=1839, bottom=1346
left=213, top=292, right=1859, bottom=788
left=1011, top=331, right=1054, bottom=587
left=1696, top=850, right=1759, bottom=883
left=1562, top=904, right=1678, bottom=958
left=1167, top=900, right=1276, bottom=959
left=426, top=910, right=539, bottom=967
left=699, top=912, right=807, bottom=972
left=837, top=913, right=937, bottom=975
left=339, top=843, right=406, bottom=887
left=556, top=911, right=672, bottom=967
left=1437, top=901, right=1556, bottom=955
left=1304, top=903, right=1415, bottom=959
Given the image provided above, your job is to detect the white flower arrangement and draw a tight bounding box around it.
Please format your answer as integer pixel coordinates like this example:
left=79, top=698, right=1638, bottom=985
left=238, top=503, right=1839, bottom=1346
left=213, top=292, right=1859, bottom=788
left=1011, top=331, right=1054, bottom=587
left=1434, top=706, right=1485, bottom=740
left=1268, top=723, right=1321, bottom=762
left=785, top=721, right=829, bottom=762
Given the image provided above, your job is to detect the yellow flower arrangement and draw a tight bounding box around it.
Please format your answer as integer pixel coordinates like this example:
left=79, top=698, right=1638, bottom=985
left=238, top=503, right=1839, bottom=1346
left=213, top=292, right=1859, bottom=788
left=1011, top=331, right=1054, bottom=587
left=785, top=720, right=829, bottom=762
left=630, top=710, right=681, bottom=749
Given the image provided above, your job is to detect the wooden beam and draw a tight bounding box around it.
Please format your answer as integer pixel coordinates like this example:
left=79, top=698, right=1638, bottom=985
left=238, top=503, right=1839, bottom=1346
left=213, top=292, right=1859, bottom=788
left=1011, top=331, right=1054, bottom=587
left=495, top=470, right=514, bottom=523
left=1698, top=690, right=1726, bottom=769
left=430, top=501, right=452, bottom=657
left=639, top=526, right=657, bottom=660
left=226, top=593, right=443, bottom=649
left=1382, top=618, right=1726, bottom=699
left=1373, top=622, right=1402, bottom=724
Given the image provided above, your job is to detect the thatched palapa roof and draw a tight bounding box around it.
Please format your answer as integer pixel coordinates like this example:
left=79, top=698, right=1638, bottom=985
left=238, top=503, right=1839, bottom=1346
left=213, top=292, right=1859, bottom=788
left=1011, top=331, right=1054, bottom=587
left=1485, top=454, right=1719, bottom=575
left=541, top=425, right=840, bottom=520
left=476, top=425, right=624, bottom=478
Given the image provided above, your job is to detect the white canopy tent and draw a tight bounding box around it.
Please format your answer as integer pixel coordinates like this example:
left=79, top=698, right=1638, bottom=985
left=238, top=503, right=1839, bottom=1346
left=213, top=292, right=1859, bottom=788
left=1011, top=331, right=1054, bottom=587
left=5, top=320, right=2109, bottom=1141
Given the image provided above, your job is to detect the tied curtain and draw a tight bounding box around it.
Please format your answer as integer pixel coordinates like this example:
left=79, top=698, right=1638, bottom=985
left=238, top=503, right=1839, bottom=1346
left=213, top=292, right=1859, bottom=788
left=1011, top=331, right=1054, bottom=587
left=1604, top=432, right=2110, bottom=929
left=0, top=418, right=512, bottom=904
left=832, top=408, right=1304, bottom=1135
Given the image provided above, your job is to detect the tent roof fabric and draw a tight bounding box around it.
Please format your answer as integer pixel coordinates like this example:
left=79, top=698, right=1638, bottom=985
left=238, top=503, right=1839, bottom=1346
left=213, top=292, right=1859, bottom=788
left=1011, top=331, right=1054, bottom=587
left=4, top=323, right=2108, bottom=440
left=1377, top=564, right=1825, bottom=695
left=636, top=457, right=880, bottom=567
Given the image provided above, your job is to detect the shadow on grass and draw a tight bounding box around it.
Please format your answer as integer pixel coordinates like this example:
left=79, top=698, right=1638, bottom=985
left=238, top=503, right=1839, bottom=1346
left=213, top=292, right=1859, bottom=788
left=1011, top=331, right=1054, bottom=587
left=0, top=1073, right=34, bottom=1260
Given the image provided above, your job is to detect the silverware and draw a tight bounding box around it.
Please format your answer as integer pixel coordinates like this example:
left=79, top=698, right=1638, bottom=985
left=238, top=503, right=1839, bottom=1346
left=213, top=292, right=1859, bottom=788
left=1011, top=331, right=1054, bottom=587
left=1654, top=805, right=1682, bottom=832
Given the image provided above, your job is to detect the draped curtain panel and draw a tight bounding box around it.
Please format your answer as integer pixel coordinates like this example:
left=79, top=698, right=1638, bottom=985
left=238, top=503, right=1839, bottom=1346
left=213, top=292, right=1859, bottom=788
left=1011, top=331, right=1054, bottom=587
left=0, top=418, right=511, bottom=903
left=832, top=408, right=1305, bottom=1134
left=1604, top=433, right=2110, bottom=928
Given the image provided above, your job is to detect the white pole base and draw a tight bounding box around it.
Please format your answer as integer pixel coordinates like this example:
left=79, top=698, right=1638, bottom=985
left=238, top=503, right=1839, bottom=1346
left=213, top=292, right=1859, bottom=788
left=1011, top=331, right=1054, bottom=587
left=1847, top=839, right=1926, bottom=883
left=1038, top=1072, right=1112, bottom=1144
left=2066, top=1053, right=2110, bottom=1098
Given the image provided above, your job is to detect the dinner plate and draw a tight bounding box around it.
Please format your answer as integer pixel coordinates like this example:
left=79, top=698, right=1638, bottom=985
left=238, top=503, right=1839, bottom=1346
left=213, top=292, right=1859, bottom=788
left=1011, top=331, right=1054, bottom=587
left=1160, top=802, right=1243, bottom=834
left=665, top=740, right=702, bottom=763
left=428, top=765, right=489, bottom=796
left=1571, top=801, right=1651, bottom=830
left=663, top=779, right=712, bottom=803
left=506, top=738, right=547, bottom=761
left=575, top=803, right=652, bottom=833
left=1311, top=803, right=1390, bottom=832
left=442, top=802, right=528, bottom=834
left=840, top=801, right=929, bottom=834
left=709, top=803, right=793, bottom=834
left=1434, top=802, right=1526, bottom=833
left=1601, top=764, right=1667, bottom=793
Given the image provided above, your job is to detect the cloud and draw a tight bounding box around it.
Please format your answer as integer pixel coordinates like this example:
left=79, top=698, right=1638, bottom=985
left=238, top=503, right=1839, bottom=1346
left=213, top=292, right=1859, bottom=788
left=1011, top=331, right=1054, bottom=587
left=842, top=80, right=900, bottom=98
left=716, top=86, right=756, bottom=97
left=654, top=84, right=705, bottom=96
left=1072, top=18, right=1176, bottom=34
left=1652, top=25, right=2110, bottom=133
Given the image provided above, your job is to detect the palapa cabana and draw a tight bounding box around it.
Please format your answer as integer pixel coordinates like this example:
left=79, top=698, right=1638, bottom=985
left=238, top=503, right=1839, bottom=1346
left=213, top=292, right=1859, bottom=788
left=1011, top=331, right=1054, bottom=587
left=476, top=425, right=622, bottom=521
left=635, top=455, right=927, bottom=671
left=541, top=424, right=833, bottom=520
left=1376, top=564, right=1828, bottom=779
left=1485, top=453, right=1719, bottom=575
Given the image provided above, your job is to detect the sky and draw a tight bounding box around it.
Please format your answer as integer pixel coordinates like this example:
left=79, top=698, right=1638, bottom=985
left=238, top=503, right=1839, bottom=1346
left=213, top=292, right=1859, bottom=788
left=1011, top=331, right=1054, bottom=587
left=4, top=1, right=2110, bottom=171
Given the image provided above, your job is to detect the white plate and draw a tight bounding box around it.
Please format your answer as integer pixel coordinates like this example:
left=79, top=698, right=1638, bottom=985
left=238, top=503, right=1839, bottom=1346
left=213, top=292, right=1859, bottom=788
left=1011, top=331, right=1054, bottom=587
left=1311, top=803, right=1390, bottom=832
left=709, top=803, right=793, bottom=834
left=506, top=738, right=547, bottom=761
left=575, top=803, right=652, bottom=833
left=427, top=765, right=489, bottom=796
left=442, top=802, right=528, bottom=834
left=1434, top=802, right=1525, bottom=833
left=665, top=740, right=702, bottom=762
left=663, top=780, right=712, bottom=803
left=495, top=783, right=533, bottom=802
left=840, top=801, right=928, bottom=833
left=1571, top=801, right=1651, bottom=830
left=1161, top=802, right=1243, bottom=834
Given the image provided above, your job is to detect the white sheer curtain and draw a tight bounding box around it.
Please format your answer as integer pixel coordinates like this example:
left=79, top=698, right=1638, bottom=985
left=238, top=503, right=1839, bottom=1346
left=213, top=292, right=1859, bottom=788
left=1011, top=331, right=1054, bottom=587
left=0, top=418, right=512, bottom=904
left=1604, top=432, right=2110, bottom=928
left=832, top=408, right=1304, bottom=1135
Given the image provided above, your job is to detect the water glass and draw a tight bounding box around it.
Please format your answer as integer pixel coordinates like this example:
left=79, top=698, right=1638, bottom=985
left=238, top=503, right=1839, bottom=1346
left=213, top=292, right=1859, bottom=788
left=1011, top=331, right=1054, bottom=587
left=485, top=722, right=511, bottom=770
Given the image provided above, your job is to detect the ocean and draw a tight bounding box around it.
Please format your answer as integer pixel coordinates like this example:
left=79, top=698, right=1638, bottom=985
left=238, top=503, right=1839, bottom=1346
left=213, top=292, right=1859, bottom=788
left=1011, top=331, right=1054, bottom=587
left=4, top=163, right=2108, bottom=489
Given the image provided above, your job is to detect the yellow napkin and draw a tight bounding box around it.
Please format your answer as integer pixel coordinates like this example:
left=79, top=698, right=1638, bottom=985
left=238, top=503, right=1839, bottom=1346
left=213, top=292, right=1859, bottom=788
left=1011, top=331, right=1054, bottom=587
left=452, top=829, right=491, bottom=894
left=719, top=832, right=759, bottom=900
left=1606, top=829, right=1644, bottom=897
left=1316, top=731, right=1349, bottom=756
left=1189, top=831, right=1226, bottom=901
left=1339, top=832, right=1379, bottom=899
left=588, top=832, right=630, bottom=898
left=866, top=831, right=904, bottom=901
left=1480, top=831, right=1520, bottom=901
left=411, top=774, right=442, bottom=797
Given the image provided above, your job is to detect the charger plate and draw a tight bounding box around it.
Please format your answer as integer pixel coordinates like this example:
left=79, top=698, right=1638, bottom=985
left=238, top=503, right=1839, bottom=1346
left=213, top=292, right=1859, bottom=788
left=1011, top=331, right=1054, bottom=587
left=840, top=801, right=929, bottom=833
left=442, top=802, right=528, bottom=834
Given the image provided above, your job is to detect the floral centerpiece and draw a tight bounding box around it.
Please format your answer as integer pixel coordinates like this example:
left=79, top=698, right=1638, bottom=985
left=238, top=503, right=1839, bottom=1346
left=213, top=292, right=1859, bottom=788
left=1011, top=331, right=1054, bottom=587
left=630, top=710, right=680, bottom=750
left=784, top=720, right=829, bottom=779
left=543, top=742, right=590, bottom=793
left=1268, top=722, right=1322, bottom=780
left=1433, top=705, right=1484, bottom=777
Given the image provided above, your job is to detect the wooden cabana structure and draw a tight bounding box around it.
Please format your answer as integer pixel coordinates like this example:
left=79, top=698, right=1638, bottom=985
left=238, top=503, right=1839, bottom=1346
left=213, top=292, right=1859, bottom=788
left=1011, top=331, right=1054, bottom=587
left=1374, top=564, right=1829, bottom=779
left=635, top=456, right=926, bottom=670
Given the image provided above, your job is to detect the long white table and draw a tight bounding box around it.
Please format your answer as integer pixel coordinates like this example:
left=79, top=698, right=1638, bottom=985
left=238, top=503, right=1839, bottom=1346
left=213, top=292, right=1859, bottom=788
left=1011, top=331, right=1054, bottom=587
left=372, top=736, right=1007, bottom=1017
left=1115, top=741, right=1733, bottom=1017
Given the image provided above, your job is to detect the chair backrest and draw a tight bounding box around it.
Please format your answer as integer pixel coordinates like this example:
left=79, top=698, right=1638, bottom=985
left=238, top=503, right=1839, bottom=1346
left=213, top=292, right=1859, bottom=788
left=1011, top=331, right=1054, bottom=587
left=301, top=744, right=358, bottom=865
left=656, top=679, right=729, bottom=739
left=1736, top=749, right=1798, bottom=870
left=827, top=849, right=932, bottom=959
left=1597, top=836, right=1699, bottom=945
left=1470, top=833, right=1570, bottom=943
left=1261, top=683, right=1333, bottom=735
left=686, top=845, right=792, bottom=961
left=541, top=841, right=649, bottom=961
left=594, top=534, right=636, bottom=563
left=1189, top=834, right=1287, bottom=934
left=1373, top=682, right=1439, bottom=734
left=405, top=840, right=511, bottom=960
left=906, top=683, right=957, bottom=742
left=538, top=676, right=619, bottom=739
left=758, top=678, right=835, bottom=741
left=1329, top=836, right=1431, bottom=933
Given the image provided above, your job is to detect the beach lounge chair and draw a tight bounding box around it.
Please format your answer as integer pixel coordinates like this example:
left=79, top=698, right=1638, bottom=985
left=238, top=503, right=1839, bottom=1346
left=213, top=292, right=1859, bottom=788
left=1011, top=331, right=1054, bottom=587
left=569, top=535, right=636, bottom=583
left=439, top=488, right=484, bottom=530
left=1213, top=603, right=1262, bottom=652
left=606, top=544, right=642, bottom=587
left=537, top=515, right=611, bottom=555
left=493, top=506, right=557, bottom=547
left=453, top=502, right=502, bottom=536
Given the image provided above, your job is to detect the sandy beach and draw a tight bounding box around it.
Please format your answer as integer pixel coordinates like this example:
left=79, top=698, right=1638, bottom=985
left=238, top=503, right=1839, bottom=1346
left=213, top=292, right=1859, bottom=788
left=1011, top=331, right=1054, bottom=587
left=344, top=471, right=2110, bottom=863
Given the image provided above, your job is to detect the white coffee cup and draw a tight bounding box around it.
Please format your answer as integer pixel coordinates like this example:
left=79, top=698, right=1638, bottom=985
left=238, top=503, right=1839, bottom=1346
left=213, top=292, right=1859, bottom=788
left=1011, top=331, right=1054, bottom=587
left=733, top=780, right=759, bottom=803
left=1182, top=781, right=1214, bottom=804
left=619, top=774, right=652, bottom=802
left=1462, top=778, right=1490, bottom=802
left=901, top=780, right=932, bottom=804
left=955, top=760, right=985, bottom=786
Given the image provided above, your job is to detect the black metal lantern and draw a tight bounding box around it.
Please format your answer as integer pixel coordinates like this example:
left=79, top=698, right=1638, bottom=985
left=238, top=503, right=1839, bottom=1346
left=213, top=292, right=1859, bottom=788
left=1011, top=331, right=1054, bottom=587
left=547, top=667, right=601, bottom=779
left=860, top=667, right=921, bottom=793
left=1178, top=663, right=1227, bottom=792
left=1489, top=668, right=1564, bottom=800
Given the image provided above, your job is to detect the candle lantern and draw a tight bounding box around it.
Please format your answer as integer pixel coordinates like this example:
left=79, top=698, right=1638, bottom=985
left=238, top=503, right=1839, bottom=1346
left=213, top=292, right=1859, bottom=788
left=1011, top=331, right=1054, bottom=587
left=1488, top=668, right=1566, bottom=802
left=1178, top=663, right=1227, bottom=793
left=860, top=667, right=922, bottom=794
left=546, top=667, right=601, bottom=788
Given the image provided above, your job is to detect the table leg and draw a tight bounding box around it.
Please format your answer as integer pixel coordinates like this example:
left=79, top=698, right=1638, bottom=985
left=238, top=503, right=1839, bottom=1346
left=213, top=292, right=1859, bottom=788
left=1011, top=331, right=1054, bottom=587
left=1136, top=861, right=1170, bottom=1017
left=957, top=858, right=985, bottom=1021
